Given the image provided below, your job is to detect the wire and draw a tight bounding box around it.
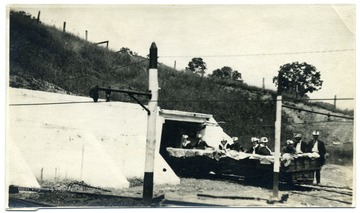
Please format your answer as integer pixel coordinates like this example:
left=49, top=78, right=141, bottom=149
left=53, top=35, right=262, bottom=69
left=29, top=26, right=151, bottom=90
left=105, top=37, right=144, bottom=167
left=292, top=121, right=354, bottom=125
left=151, top=97, right=354, bottom=103
left=9, top=101, right=97, bottom=106
left=160, top=49, right=354, bottom=58
left=282, top=104, right=354, bottom=120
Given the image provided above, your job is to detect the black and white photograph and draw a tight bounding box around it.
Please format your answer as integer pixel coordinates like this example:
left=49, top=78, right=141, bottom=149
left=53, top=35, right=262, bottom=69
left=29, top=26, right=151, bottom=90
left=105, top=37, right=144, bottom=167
left=4, top=1, right=356, bottom=209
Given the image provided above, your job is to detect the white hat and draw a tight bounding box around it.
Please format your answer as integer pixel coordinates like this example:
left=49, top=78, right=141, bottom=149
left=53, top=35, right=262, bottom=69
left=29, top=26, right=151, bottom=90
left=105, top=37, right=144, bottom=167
left=286, top=140, right=294, bottom=145
left=294, top=133, right=302, bottom=138
left=232, top=137, right=238, bottom=141
left=251, top=137, right=259, bottom=142
left=183, top=135, right=188, bottom=139
left=197, top=134, right=202, bottom=138
left=260, top=137, right=268, bottom=143
left=312, top=131, right=320, bottom=136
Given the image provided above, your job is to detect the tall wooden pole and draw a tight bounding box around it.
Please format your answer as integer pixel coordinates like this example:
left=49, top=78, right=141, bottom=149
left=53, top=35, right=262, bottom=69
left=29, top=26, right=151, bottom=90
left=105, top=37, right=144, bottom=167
left=174, top=60, right=176, bottom=70
left=273, top=73, right=282, bottom=198
left=334, top=95, right=337, bottom=109
left=143, top=42, right=158, bottom=205
left=85, top=30, right=88, bottom=41
left=63, top=22, right=66, bottom=32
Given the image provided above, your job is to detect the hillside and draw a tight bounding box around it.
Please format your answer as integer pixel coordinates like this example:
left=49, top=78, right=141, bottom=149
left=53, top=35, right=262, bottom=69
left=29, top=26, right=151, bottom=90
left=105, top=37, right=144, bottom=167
left=8, top=10, right=354, bottom=165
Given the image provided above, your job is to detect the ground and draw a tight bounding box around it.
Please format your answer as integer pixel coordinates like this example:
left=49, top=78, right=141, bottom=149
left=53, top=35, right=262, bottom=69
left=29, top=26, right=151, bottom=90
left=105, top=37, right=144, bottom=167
left=8, top=164, right=354, bottom=208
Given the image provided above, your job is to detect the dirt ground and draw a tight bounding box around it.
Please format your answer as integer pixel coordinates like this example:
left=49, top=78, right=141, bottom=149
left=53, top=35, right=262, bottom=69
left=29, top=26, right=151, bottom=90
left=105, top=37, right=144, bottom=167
left=8, top=164, right=354, bottom=208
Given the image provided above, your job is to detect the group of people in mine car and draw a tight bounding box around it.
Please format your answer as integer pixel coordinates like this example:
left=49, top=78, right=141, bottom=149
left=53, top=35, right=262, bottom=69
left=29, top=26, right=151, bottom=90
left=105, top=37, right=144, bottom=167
left=181, top=133, right=273, bottom=156
left=181, top=133, right=212, bottom=150
left=281, top=130, right=327, bottom=184
left=281, top=131, right=326, bottom=162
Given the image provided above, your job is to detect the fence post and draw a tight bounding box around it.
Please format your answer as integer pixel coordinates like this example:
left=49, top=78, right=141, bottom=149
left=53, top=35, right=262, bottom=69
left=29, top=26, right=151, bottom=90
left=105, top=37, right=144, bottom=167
left=40, top=167, right=43, bottom=183
left=63, top=22, right=66, bottom=32
left=262, top=77, right=265, bottom=90
left=37, top=11, right=41, bottom=23
left=334, top=95, right=337, bottom=109
left=85, top=30, right=88, bottom=41
left=143, top=42, right=158, bottom=206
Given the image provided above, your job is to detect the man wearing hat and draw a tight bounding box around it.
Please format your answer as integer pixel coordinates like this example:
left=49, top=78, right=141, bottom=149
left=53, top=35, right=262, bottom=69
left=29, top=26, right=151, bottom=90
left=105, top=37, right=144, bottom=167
left=310, top=130, right=327, bottom=184
left=181, top=135, right=192, bottom=149
left=194, top=133, right=212, bottom=150
left=246, top=137, right=260, bottom=154
left=255, top=137, right=272, bottom=156
left=294, top=133, right=312, bottom=154
left=229, top=137, right=245, bottom=152
left=282, top=140, right=296, bottom=154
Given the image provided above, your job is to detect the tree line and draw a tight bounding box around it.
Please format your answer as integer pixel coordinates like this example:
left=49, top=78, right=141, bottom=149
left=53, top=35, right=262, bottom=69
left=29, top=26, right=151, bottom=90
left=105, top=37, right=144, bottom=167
left=185, top=57, right=323, bottom=98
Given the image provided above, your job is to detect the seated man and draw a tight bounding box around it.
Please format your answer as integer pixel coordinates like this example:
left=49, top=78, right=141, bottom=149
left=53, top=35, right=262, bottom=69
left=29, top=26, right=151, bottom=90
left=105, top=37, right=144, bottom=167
left=282, top=140, right=296, bottom=154
left=256, top=137, right=272, bottom=156
left=181, top=135, right=192, bottom=149
left=229, top=137, right=244, bottom=152
left=246, top=137, right=259, bottom=154
left=194, top=134, right=212, bottom=150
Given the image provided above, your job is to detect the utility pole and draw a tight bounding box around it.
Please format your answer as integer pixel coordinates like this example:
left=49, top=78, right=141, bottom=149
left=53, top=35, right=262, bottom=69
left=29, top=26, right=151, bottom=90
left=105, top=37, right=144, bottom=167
left=63, top=22, right=66, bottom=32
left=174, top=60, right=176, bottom=70
left=334, top=95, right=337, bottom=109
left=273, top=72, right=282, bottom=199
left=143, top=42, right=158, bottom=206
left=85, top=30, right=88, bottom=41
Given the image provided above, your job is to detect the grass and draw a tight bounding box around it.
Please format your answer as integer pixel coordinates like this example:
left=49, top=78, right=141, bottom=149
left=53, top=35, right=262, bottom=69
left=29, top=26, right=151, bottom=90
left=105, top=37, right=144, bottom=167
left=9, top=10, right=353, bottom=165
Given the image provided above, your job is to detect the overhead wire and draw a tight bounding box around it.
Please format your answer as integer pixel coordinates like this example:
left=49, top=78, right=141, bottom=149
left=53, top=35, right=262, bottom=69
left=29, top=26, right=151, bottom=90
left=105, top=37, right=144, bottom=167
left=159, top=49, right=354, bottom=58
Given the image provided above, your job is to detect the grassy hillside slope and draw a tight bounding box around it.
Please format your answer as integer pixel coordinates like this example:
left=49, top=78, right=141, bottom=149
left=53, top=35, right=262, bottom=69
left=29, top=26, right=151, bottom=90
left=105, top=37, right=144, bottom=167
left=9, top=11, right=353, bottom=164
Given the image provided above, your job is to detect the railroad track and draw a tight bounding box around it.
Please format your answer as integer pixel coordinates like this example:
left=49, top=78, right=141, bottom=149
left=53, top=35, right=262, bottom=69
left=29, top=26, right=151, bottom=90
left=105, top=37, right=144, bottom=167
left=8, top=198, right=53, bottom=208
left=289, top=184, right=353, bottom=205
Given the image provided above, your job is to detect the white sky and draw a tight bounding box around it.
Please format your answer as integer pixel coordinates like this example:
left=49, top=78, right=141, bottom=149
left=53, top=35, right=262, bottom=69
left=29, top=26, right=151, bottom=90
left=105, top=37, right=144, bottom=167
left=7, top=4, right=356, bottom=109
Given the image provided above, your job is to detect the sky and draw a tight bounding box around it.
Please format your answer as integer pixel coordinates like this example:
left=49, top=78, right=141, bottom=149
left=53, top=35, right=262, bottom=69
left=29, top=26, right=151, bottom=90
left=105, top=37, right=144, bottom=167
left=7, top=4, right=356, bottom=110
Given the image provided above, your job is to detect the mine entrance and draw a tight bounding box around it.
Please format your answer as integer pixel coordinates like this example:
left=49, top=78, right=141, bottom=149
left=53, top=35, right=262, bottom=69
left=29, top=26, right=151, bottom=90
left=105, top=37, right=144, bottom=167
left=159, top=120, right=203, bottom=159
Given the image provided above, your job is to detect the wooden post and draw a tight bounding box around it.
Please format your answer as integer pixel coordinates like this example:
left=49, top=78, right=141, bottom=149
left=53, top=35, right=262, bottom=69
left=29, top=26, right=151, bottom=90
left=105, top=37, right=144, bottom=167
left=106, top=41, right=109, bottom=49
left=174, top=60, right=176, bottom=70
left=85, top=30, right=88, bottom=41
left=37, top=11, right=41, bottom=23
left=40, top=167, right=43, bottom=183
left=80, top=145, right=84, bottom=180
left=143, top=42, right=158, bottom=206
left=63, top=22, right=66, bottom=32
left=334, top=95, right=337, bottom=109
left=55, top=167, right=57, bottom=182
left=273, top=73, right=282, bottom=199
left=262, top=77, right=265, bottom=89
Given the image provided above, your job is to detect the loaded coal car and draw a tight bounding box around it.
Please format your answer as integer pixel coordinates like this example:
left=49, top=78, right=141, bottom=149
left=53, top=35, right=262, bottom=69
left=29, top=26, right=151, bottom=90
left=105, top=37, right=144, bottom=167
left=166, top=148, right=322, bottom=185
left=159, top=109, right=322, bottom=186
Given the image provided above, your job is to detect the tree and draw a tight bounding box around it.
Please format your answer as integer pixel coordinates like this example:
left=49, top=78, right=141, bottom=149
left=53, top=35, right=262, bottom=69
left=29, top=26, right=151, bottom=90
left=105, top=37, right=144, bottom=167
left=209, top=66, right=243, bottom=82
left=119, top=47, right=137, bottom=56
left=186, top=58, right=207, bottom=77
left=273, top=62, right=323, bottom=98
